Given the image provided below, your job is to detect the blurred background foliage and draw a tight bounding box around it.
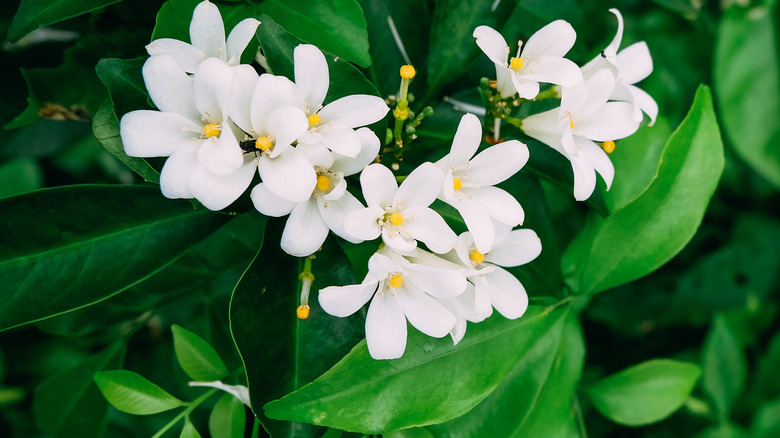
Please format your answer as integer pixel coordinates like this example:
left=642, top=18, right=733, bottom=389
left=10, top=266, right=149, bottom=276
left=0, top=0, right=778, bottom=437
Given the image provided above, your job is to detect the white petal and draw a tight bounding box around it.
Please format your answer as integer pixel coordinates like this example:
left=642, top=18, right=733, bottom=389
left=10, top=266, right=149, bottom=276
left=188, top=381, right=251, bottom=408
left=360, top=163, right=397, bottom=208
left=193, top=58, right=233, bottom=121
left=190, top=0, right=227, bottom=61
left=405, top=264, right=467, bottom=299
left=486, top=229, right=542, bottom=267
left=330, top=127, right=380, bottom=176
left=576, top=69, right=616, bottom=117
left=473, top=25, right=509, bottom=66
left=394, top=162, right=444, bottom=208
left=296, top=142, right=333, bottom=168
left=561, top=76, right=589, bottom=115
left=319, top=281, right=378, bottom=317
left=402, top=207, right=457, bottom=254
left=617, top=41, right=653, bottom=85
left=521, top=20, right=577, bottom=60
left=343, top=206, right=383, bottom=241
left=160, top=145, right=199, bottom=199
left=250, top=183, right=295, bottom=217
left=294, top=44, right=329, bottom=111
left=445, top=113, right=482, bottom=168
left=225, top=18, right=260, bottom=65
left=317, top=95, right=390, bottom=129
left=197, top=124, right=244, bottom=175
left=188, top=161, right=256, bottom=210
left=369, top=252, right=404, bottom=280
left=257, top=147, right=316, bottom=203
left=576, top=137, right=614, bottom=190
left=449, top=281, right=492, bottom=322
left=494, top=65, right=517, bottom=98
left=568, top=151, right=598, bottom=201
left=607, top=9, right=625, bottom=58
left=453, top=201, right=495, bottom=255
left=365, top=291, right=407, bottom=359
left=521, top=107, right=565, bottom=151
left=322, top=174, right=346, bottom=201
left=120, top=110, right=201, bottom=157
left=510, top=75, right=540, bottom=100
left=480, top=267, right=529, bottom=319
left=577, top=101, right=639, bottom=141
left=627, top=84, right=658, bottom=126
left=318, top=191, right=364, bottom=243
left=450, top=317, right=467, bottom=345
left=522, top=57, right=583, bottom=88
left=462, top=140, right=529, bottom=186
left=281, top=198, right=329, bottom=257
left=397, top=284, right=456, bottom=338
left=266, top=107, right=310, bottom=157
left=251, top=74, right=305, bottom=133
left=143, top=55, right=199, bottom=120
left=382, top=227, right=418, bottom=254
left=228, top=64, right=260, bottom=134
left=145, top=38, right=206, bottom=73
left=467, top=186, right=525, bottom=227
left=317, top=123, right=361, bottom=157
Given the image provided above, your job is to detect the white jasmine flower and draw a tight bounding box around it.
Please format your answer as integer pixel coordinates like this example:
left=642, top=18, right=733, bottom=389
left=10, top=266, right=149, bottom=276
left=522, top=68, right=639, bottom=200
left=473, top=21, right=583, bottom=99
left=121, top=55, right=255, bottom=210
left=581, top=9, right=657, bottom=125
left=437, top=113, right=529, bottom=254
left=250, top=128, right=380, bottom=257
left=343, top=163, right=457, bottom=255
left=319, top=248, right=467, bottom=359
left=146, top=0, right=260, bottom=73
left=293, top=44, right=390, bottom=157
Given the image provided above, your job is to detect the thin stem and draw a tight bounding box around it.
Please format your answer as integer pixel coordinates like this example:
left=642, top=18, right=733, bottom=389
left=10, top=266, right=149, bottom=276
left=151, top=388, right=219, bottom=438
left=573, top=394, right=588, bottom=438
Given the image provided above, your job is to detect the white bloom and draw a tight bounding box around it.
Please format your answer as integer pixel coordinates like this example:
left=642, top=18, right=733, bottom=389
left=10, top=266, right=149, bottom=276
left=581, top=9, right=657, bottom=125
left=473, top=21, right=583, bottom=99
left=437, top=113, right=529, bottom=253
left=343, top=163, right=457, bottom=254
left=293, top=44, right=390, bottom=157
left=250, top=128, right=380, bottom=257
left=522, top=69, right=639, bottom=200
left=121, top=55, right=255, bottom=210
left=146, top=0, right=260, bottom=72
left=319, top=248, right=466, bottom=359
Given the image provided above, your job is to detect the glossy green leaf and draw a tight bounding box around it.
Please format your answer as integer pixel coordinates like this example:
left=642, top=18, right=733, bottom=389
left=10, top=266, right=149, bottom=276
left=702, top=314, right=747, bottom=419
left=209, top=393, right=246, bottom=438
left=751, top=398, right=780, bottom=438
left=584, top=359, right=701, bottom=426
left=94, top=370, right=185, bottom=415
left=264, top=305, right=568, bottom=433
left=714, top=1, right=780, bottom=190
left=562, top=85, right=724, bottom=294
left=0, top=158, right=43, bottom=199
left=428, top=311, right=584, bottom=437
left=0, top=185, right=227, bottom=331
left=7, top=0, right=123, bottom=43
left=95, top=57, right=148, bottom=119
left=181, top=418, right=203, bottom=438
left=695, top=423, right=751, bottom=438
left=230, top=221, right=364, bottom=437
left=33, top=343, right=124, bottom=438
left=93, top=101, right=160, bottom=183
left=172, top=325, right=229, bottom=382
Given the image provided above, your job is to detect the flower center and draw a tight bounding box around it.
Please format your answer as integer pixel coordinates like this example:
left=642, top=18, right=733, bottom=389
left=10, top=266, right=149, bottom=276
left=255, top=136, right=274, bottom=151
left=509, top=57, right=524, bottom=71
left=453, top=178, right=463, bottom=191
left=316, top=175, right=331, bottom=191
left=389, top=274, right=403, bottom=288
left=569, top=118, right=575, bottom=130
left=470, top=250, right=485, bottom=265
left=389, top=212, right=404, bottom=226
left=602, top=140, right=615, bottom=154
left=203, top=123, right=221, bottom=138
left=308, top=114, right=321, bottom=126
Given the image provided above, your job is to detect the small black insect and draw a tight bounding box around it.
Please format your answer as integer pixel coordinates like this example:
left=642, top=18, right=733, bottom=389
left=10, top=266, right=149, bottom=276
left=239, top=139, right=258, bottom=155
left=600, top=50, right=607, bottom=59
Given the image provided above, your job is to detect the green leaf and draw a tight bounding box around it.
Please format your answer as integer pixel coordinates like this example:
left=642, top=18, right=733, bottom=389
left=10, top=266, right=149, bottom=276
left=702, top=314, right=747, bottom=419
left=263, top=305, right=569, bottom=433
left=0, top=158, right=43, bottom=199
left=172, top=325, right=230, bottom=382
left=0, top=185, right=227, bottom=331
left=7, top=0, right=123, bottom=43
left=751, top=398, right=780, bottom=438
left=33, top=343, right=124, bottom=438
left=695, top=423, right=751, bottom=438
left=584, top=359, right=701, bottom=426
left=230, top=221, right=364, bottom=437
left=95, top=57, right=148, bottom=119
left=181, top=418, right=203, bottom=438
left=714, top=1, right=780, bottom=190
left=93, top=101, right=160, bottom=183
left=150, top=0, right=200, bottom=41
left=209, top=393, right=246, bottom=438
left=428, top=311, right=584, bottom=437
left=562, top=85, right=724, bottom=294
left=93, top=370, right=186, bottom=415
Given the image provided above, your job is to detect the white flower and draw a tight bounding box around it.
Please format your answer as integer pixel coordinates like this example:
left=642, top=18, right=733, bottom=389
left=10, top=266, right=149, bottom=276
left=343, top=163, right=457, bottom=254
left=437, top=113, right=529, bottom=253
left=319, top=248, right=467, bottom=359
left=581, top=9, right=657, bottom=125
left=293, top=44, right=390, bottom=157
left=522, top=69, right=639, bottom=200
left=121, top=55, right=255, bottom=210
left=250, top=128, right=380, bottom=257
left=473, top=21, right=583, bottom=99
left=146, top=0, right=260, bottom=73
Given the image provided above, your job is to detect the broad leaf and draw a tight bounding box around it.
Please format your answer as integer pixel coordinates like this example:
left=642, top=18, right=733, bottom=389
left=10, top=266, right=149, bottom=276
left=752, top=398, right=780, bottom=438
left=95, top=57, right=149, bottom=119
left=0, top=158, right=43, bottom=199
left=209, top=393, right=247, bottom=438
left=0, top=185, right=227, bottom=331
left=93, top=101, right=160, bottom=183
left=7, top=0, right=123, bottom=43
left=94, top=370, right=185, bottom=415
left=172, top=325, right=229, bottom=382
left=263, top=305, right=568, bottom=433
left=562, top=85, right=724, bottom=294
left=181, top=418, right=203, bottom=438
left=584, top=359, right=701, bottom=426
left=702, top=314, right=747, bottom=419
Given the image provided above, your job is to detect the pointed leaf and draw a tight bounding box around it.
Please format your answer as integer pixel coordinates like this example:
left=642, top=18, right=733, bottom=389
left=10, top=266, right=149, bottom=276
left=94, top=370, right=186, bottom=415
left=95, top=57, right=149, bottom=119
left=209, top=393, right=247, bottom=438
left=8, top=0, right=123, bottom=43
left=93, top=101, right=160, bottom=183
left=172, top=325, right=230, bottom=382
left=180, top=418, right=203, bottom=438
left=702, top=314, right=747, bottom=419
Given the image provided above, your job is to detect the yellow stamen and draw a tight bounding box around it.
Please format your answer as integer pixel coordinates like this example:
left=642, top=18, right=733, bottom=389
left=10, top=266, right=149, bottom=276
left=569, top=118, right=575, bottom=130
left=453, top=178, right=463, bottom=191
left=255, top=136, right=273, bottom=151
left=389, top=212, right=404, bottom=226
left=296, top=305, right=310, bottom=319
left=389, top=274, right=403, bottom=288
left=400, top=65, right=416, bottom=79
left=470, top=250, right=485, bottom=265
left=308, top=114, right=321, bottom=126
left=203, top=123, right=221, bottom=137
left=602, top=140, right=615, bottom=154
left=316, top=175, right=330, bottom=191
left=510, top=57, right=524, bottom=71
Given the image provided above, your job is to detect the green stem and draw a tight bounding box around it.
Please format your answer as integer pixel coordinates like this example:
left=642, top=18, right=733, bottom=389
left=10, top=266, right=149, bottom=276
left=151, top=388, right=219, bottom=438
left=573, top=394, right=588, bottom=438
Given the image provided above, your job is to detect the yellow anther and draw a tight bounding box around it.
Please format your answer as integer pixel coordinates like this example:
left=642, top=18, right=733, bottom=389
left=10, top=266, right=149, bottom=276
left=569, top=118, right=575, bottom=130
left=602, top=140, right=615, bottom=154
left=470, top=250, right=485, bottom=265
left=389, top=212, right=404, bottom=226
left=308, top=114, right=321, bottom=126
left=453, top=178, right=463, bottom=191
left=510, top=57, right=524, bottom=71
left=316, top=175, right=330, bottom=192
left=255, top=136, right=273, bottom=151
left=389, top=274, right=403, bottom=288
left=203, top=123, right=221, bottom=137
left=296, top=305, right=310, bottom=319
left=400, top=65, right=416, bottom=79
